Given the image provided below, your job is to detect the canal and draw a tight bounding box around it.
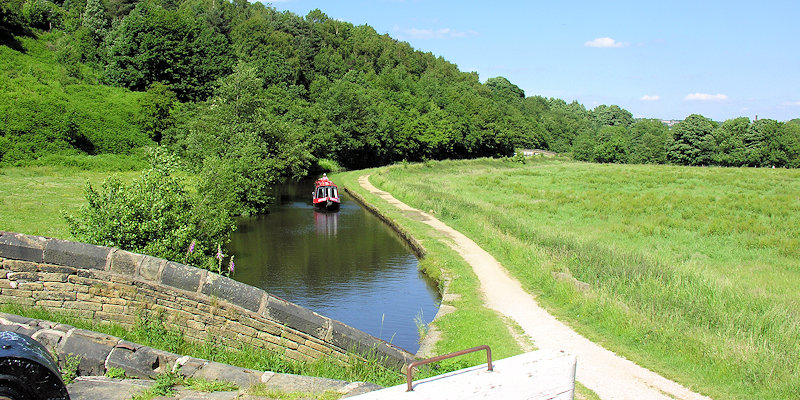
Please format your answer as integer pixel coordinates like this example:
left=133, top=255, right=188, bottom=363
left=227, top=179, right=441, bottom=353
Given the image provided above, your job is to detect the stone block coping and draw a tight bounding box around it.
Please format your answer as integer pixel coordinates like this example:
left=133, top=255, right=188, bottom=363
left=0, top=231, right=415, bottom=369
left=0, top=313, right=382, bottom=398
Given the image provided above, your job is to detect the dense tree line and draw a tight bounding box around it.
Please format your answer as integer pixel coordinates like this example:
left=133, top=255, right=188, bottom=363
left=2, top=0, right=522, bottom=171
left=566, top=110, right=800, bottom=168
left=3, top=0, right=799, bottom=173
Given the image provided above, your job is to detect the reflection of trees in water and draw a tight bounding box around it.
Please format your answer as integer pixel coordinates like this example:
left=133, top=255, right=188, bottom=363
left=228, top=182, right=429, bottom=295
left=227, top=180, right=440, bottom=352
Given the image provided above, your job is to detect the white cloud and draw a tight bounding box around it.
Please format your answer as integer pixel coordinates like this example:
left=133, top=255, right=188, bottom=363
left=395, top=26, right=478, bottom=40
left=685, top=93, right=728, bottom=101
left=640, top=95, right=660, bottom=101
left=584, top=37, right=628, bottom=48
left=782, top=101, right=800, bottom=106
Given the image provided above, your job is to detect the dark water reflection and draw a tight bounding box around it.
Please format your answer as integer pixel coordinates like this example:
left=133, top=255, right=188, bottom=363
left=228, top=180, right=440, bottom=353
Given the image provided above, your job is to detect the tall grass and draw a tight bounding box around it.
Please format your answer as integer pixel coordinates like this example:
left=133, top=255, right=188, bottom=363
left=364, top=158, right=800, bottom=400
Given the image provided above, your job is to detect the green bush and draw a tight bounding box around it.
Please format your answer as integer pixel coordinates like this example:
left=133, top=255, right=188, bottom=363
left=64, top=148, right=235, bottom=270
left=22, top=0, right=62, bottom=30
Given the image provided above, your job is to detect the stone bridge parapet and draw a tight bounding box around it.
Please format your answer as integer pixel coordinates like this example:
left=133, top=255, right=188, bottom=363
left=0, top=231, right=414, bottom=370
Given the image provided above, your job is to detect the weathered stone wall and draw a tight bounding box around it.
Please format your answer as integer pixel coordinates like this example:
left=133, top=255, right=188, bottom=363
left=0, top=313, right=382, bottom=396
left=0, top=231, right=414, bottom=370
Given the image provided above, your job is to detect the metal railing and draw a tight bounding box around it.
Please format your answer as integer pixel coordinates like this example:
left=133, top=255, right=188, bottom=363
left=405, top=345, right=493, bottom=392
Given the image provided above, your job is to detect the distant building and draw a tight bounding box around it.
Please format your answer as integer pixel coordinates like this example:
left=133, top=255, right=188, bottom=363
left=660, top=119, right=681, bottom=127
left=518, top=149, right=557, bottom=157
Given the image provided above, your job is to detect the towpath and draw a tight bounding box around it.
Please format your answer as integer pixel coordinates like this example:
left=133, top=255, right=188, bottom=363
left=358, top=175, right=712, bottom=400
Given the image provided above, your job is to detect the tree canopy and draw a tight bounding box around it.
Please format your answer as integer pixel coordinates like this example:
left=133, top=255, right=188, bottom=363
left=2, top=0, right=798, bottom=174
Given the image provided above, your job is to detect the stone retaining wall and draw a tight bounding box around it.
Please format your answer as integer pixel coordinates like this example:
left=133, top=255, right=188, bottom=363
left=0, top=313, right=382, bottom=397
left=342, top=185, right=427, bottom=258
left=0, top=231, right=414, bottom=370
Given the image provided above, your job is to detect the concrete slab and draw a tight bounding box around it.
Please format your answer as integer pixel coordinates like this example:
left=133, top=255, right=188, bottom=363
left=350, top=350, right=576, bottom=400
left=67, top=376, right=153, bottom=400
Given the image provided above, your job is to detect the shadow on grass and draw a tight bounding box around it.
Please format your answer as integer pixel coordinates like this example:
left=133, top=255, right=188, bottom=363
left=0, top=27, right=32, bottom=53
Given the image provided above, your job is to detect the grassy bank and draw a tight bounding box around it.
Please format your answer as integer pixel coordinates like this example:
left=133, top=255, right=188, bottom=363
left=0, top=304, right=402, bottom=388
left=338, top=158, right=800, bottom=400
left=332, top=172, right=526, bottom=364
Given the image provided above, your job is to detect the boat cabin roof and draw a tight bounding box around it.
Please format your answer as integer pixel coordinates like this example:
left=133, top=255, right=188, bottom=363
left=315, top=175, right=336, bottom=187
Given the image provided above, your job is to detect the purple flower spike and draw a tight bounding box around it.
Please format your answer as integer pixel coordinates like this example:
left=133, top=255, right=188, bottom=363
left=216, top=244, right=223, bottom=260
left=229, top=256, right=235, bottom=273
left=188, top=240, right=195, bottom=254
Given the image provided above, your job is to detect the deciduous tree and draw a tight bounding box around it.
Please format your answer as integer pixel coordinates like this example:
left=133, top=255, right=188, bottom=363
left=629, top=119, right=668, bottom=164
left=712, top=117, right=748, bottom=166
left=668, top=114, right=717, bottom=166
left=592, top=104, right=633, bottom=128
left=104, top=1, right=233, bottom=101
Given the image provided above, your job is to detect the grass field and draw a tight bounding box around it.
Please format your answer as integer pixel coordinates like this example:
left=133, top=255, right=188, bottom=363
left=5, top=158, right=795, bottom=398
left=0, top=164, right=141, bottom=238
left=341, top=157, right=800, bottom=400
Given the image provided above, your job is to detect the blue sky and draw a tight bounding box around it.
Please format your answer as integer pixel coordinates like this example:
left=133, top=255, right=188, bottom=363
left=266, top=1, right=799, bottom=122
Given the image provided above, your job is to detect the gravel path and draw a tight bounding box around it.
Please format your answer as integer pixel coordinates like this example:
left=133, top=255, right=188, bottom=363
left=359, top=175, right=712, bottom=400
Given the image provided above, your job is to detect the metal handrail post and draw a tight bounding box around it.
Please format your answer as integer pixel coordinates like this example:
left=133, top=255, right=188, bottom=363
left=405, top=345, right=493, bottom=392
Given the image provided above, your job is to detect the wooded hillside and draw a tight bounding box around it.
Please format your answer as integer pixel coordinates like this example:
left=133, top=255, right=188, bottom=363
left=2, top=0, right=799, bottom=172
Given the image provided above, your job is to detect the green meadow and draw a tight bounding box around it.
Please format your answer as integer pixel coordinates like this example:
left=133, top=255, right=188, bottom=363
left=339, top=157, right=799, bottom=400
left=3, top=158, right=798, bottom=398
left=0, top=163, right=142, bottom=238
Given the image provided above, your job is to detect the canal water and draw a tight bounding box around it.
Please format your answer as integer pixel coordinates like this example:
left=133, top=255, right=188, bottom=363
left=227, top=179, right=441, bottom=353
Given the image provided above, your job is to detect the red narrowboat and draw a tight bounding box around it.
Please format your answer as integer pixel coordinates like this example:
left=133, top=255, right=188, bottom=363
left=312, top=174, right=340, bottom=211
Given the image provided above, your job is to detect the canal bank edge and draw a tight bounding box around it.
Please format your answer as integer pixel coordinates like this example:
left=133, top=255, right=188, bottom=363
left=341, top=183, right=427, bottom=259
left=0, top=231, right=415, bottom=370
left=341, top=183, right=455, bottom=359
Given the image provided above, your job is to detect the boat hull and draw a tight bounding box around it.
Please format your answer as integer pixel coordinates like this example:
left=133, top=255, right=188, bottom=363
left=313, top=199, right=340, bottom=211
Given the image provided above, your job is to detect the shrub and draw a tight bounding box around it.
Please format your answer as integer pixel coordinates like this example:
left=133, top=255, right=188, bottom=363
left=315, top=158, right=344, bottom=173
left=22, top=0, right=62, bottom=30
left=64, top=148, right=235, bottom=270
